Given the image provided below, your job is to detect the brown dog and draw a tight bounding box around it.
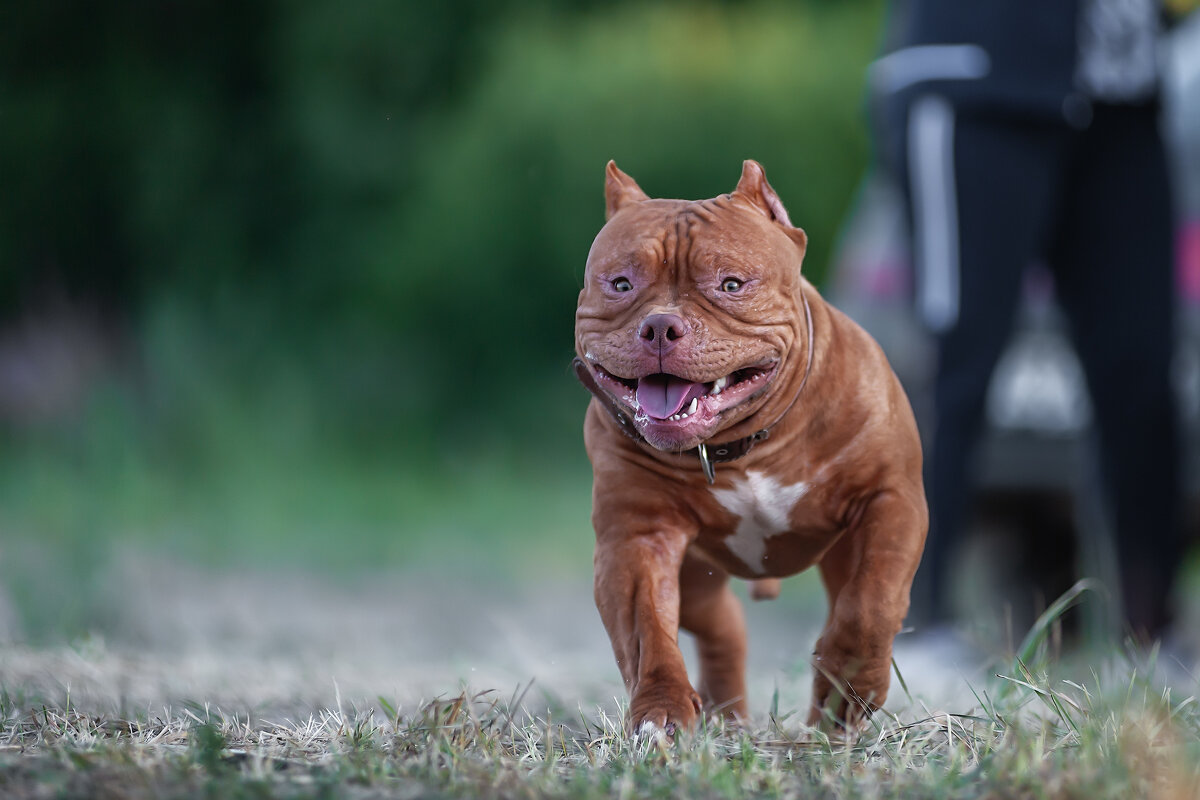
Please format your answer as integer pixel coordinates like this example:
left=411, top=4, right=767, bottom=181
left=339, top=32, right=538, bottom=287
left=574, top=160, right=927, bottom=734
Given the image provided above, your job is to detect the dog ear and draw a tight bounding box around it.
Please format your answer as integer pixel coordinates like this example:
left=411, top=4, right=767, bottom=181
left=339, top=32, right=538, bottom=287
left=732, top=160, right=808, bottom=252
left=605, top=161, right=650, bottom=220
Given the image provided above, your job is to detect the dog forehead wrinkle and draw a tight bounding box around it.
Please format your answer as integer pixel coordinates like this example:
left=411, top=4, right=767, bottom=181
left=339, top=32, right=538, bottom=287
left=710, top=471, right=810, bottom=574
left=589, top=221, right=667, bottom=274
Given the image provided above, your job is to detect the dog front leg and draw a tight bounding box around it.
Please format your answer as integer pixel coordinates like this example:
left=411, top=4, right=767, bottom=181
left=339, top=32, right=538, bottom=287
left=810, top=488, right=927, bottom=727
left=594, top=528, right=701, bottom=735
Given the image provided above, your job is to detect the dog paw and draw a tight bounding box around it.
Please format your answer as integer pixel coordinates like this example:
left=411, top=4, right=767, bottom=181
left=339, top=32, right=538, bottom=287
left=807, top=647, right=890, bottom=729
left=629, top=683, right=702, bottom=737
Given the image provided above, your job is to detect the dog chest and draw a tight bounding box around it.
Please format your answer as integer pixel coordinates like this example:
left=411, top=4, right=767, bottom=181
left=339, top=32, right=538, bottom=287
left=708, top=470, right=810, bottom=575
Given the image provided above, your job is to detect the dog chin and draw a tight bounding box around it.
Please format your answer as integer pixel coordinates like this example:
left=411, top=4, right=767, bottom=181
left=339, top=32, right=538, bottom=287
left=634, top=414, right=718, bottom=453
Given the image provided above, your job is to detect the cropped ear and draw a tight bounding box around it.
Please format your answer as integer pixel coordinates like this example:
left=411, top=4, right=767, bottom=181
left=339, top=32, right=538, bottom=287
left=605, top=160, right=650, bottom=220
left=732, top=160, right=808, bottom=252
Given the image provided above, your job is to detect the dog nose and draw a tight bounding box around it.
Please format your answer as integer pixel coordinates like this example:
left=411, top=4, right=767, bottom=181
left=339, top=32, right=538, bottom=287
left=639, top=313, right=689, bottom=353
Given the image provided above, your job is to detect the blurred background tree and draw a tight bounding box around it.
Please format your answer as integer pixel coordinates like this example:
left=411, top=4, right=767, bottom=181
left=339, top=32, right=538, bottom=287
left=0, top=0, right=884, bottom=635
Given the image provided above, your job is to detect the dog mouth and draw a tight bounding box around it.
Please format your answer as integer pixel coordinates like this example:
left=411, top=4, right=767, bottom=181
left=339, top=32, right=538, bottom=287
left=589, top=361, right=779, bottom=426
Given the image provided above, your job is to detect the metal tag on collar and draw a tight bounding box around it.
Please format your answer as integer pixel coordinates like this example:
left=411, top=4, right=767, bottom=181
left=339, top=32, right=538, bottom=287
left=697, top=443, right=716, bottom=484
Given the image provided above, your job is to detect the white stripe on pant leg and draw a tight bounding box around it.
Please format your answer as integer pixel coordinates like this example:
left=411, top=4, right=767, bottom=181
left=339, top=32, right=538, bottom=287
left=869, top=44, right=990, bottom=96
left=908, top=94, right=960, bottom=332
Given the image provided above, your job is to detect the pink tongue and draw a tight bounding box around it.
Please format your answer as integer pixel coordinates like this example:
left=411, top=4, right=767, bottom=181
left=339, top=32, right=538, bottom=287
left=636, top=374, right=706, bottom=420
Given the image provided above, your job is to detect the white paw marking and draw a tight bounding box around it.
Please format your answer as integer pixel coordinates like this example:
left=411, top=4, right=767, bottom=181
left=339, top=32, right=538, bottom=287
left=710, top=471, right=809, bottom=574
left=635, top=719, right=670, bottom=744
left=637, top=720, right=662, bottom=736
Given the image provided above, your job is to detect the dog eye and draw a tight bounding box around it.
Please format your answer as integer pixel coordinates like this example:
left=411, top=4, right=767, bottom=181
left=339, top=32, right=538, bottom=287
left=611, top=277, right=633, bottom=292
left=720, top=278, right=744, bottom=292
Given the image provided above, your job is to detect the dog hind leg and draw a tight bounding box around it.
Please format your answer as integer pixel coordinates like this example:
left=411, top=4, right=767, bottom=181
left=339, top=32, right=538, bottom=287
left=679, top=553, right=749, bottom=722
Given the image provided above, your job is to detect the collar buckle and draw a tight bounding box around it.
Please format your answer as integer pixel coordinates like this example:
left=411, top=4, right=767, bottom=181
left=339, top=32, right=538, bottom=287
left=697, top=443, right=716, bottom=484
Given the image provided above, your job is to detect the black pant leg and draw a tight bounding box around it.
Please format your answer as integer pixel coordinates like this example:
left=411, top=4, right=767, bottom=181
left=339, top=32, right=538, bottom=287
left=1051, top=103, right=1181, bottom=639
left=903, top=100, right=1064, bottom=624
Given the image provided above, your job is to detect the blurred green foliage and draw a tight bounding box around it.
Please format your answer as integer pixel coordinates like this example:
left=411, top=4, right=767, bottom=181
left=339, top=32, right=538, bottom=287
left=1, top=0, right=883, bottom=450
left=0, top=0, right=884, bottom=626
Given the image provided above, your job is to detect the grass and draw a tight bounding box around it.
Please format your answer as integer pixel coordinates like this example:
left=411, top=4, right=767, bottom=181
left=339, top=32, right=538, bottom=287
left=0, top=414, right=601, bottom=641
left=1, top=657, right=1196, bottom=799
left=2, top=586, right=1198, bottom=799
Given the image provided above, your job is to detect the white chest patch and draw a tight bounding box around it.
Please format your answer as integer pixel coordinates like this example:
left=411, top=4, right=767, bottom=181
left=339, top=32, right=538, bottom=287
left=710, top=471, right=809, bottom=575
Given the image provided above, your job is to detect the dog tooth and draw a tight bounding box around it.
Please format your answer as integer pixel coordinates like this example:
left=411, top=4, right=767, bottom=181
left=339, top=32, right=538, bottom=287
left=713, top=376, right=728, bottom=393
left=688, top=398, right=698, bottom=415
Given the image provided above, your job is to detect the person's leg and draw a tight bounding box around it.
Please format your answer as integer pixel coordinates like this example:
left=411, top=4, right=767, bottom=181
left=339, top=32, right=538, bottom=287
left=1051, top=103, right=1181, bottom=640
left=904, top=98, right=1063, bottom=625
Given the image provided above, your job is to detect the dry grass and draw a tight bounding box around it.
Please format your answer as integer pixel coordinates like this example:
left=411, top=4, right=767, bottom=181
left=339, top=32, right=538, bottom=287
left=0, top=572, right=1197, bottom=798
left=1, top=643, right=1198, bottom=800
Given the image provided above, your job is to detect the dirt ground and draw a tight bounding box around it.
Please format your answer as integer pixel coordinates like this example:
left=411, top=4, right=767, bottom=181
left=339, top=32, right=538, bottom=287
left=0, top=553, right=1042, bottom=724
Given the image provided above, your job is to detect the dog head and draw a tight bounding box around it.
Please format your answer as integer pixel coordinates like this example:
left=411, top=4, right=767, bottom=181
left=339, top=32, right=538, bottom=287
left=575, top=160, right=810, bottom=452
